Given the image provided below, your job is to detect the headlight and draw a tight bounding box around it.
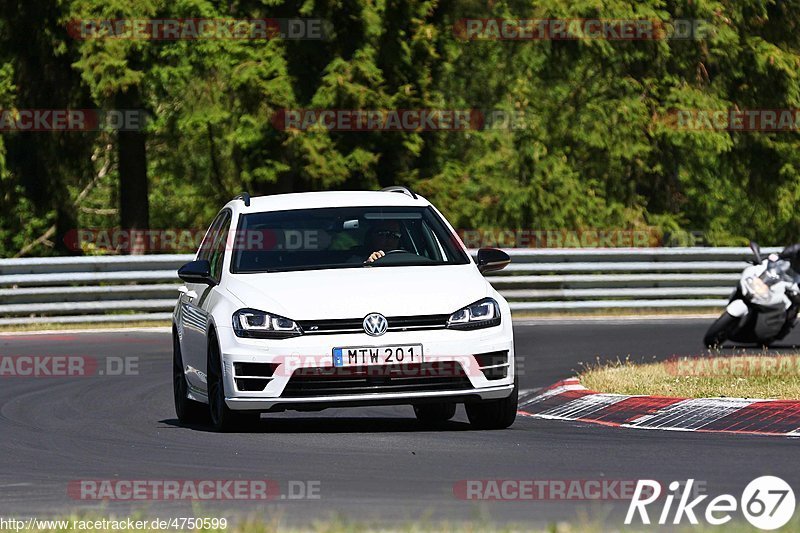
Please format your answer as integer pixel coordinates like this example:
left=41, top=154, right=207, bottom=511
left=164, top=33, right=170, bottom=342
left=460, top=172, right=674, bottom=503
left=447, top=298, right=501, bottom=330
left=745, top=276, right=770, bottom=300
left=232, top=308, right=303, bottom=339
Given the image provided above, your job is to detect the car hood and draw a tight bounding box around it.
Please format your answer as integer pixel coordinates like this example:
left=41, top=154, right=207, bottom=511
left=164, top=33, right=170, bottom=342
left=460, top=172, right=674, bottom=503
left=224, top=264, right=488, bottom=319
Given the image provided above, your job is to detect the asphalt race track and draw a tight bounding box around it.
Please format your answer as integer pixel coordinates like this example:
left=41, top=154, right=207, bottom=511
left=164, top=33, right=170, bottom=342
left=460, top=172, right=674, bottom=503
left=1, top=319, right=799, bottom=527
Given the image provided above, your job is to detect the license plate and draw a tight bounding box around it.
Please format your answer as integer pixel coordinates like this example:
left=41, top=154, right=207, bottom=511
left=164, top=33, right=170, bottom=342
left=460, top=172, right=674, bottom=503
left=332, top=344, right=424, bottom=367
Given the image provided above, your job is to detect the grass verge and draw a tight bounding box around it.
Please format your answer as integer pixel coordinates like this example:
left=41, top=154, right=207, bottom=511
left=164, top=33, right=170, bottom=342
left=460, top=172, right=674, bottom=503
left=580, top=354, right=800, bottom=399
left=0, top=321, right=170, bottom=333
left=511, top=308, right=720, bottom=319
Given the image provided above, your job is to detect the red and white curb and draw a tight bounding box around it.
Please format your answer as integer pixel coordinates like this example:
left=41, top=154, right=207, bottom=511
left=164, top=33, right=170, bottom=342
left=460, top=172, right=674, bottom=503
left=518, top=378, right=800, bottom=437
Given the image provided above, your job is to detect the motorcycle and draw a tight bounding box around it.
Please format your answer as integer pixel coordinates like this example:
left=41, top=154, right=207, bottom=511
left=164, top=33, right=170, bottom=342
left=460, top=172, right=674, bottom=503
left=703, top=242, right=800, bottom=348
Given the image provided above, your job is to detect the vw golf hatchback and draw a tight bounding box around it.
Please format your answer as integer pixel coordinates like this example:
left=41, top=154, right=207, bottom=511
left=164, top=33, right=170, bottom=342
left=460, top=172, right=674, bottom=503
left=173, top=187, right=516, bottom=431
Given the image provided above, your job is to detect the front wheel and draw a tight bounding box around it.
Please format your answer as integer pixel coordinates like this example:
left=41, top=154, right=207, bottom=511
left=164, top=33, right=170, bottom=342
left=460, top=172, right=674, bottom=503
left=465, top=377, right=518, bottom=430
left=207, top=334, right=260, bottom=432
left=703, top=312, right=738, bottom=348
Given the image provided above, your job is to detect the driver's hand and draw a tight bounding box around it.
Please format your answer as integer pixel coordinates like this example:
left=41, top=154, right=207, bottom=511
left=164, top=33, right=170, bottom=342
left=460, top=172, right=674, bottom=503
left=365, top=250, right=385, bottom=263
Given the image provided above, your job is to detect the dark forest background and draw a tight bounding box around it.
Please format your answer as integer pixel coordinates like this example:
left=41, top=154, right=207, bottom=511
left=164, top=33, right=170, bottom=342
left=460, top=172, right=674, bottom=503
left=1, top=0, right=800, bottom=256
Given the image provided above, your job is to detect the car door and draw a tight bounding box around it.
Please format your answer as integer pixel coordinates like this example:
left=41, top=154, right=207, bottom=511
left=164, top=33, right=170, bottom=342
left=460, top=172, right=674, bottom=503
left=179, top=209, right=231, bottom=392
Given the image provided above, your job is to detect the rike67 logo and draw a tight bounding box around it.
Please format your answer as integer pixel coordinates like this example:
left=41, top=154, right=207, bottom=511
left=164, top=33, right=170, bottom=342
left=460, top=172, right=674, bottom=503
left=626, top=476, right=795, bottom=530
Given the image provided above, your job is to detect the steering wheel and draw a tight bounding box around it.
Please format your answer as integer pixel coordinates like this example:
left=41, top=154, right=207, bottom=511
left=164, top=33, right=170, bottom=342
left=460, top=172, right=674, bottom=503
left=366, top=249, right=409, bottom=264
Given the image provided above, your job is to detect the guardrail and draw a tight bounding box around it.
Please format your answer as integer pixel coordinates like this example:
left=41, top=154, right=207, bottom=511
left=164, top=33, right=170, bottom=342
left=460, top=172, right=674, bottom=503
left=0, top=248, right=780, bottom=325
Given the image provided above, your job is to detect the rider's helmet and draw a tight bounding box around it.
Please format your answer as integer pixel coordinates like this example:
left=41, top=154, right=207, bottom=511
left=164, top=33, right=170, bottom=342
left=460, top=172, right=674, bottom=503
left=780, top=243, right=800, bottom=275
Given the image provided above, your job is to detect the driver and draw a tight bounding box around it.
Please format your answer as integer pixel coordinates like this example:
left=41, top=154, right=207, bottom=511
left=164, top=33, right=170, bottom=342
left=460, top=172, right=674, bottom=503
left=364, top=220, right=403, bottom=263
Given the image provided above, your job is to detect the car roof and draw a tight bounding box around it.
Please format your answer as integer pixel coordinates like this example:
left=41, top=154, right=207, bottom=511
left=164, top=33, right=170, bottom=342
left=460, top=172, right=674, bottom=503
left=226, top=190, right=430, bottom=214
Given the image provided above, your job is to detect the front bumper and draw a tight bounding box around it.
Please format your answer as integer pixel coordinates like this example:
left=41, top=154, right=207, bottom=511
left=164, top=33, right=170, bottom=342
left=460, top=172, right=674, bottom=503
left=226, top=384, right=515, bottom=412
left=215, top=323, right=515, bottom=411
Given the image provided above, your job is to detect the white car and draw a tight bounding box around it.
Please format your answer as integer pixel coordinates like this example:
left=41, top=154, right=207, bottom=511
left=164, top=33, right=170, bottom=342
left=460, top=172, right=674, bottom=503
left=172, top=187, right=516, bottom=431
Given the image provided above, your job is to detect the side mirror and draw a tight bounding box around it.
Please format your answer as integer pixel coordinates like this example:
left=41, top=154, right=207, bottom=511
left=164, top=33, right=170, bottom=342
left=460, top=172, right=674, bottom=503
left=750, top=241, right=762, bottom=265
left=178, top=260, right=216, bottom=285
left=476, top=248, right=510, bottom=274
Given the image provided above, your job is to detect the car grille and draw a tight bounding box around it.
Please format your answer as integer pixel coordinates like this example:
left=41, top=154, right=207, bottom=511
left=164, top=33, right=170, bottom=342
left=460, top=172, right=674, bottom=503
left=297, top=314, right=449, bottom=335
left=282, top=362, right=471, bottom=397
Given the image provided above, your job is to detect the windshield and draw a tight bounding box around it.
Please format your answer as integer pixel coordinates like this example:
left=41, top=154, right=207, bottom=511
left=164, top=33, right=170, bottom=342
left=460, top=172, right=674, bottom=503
left=231, top=206, right=469, bottom=273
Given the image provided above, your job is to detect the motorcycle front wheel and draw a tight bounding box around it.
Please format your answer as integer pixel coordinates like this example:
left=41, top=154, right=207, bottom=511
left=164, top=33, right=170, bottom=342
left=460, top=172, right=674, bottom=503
left=703, top=312, right=738, bottom=348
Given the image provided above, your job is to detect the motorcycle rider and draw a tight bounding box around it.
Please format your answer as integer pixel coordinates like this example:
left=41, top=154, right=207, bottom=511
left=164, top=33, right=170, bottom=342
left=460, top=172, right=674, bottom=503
left=779, top=243, right=800, bottom=273
left=776, top=243, right=800, bottom=336
left=704, top=241, right=800, bottom=347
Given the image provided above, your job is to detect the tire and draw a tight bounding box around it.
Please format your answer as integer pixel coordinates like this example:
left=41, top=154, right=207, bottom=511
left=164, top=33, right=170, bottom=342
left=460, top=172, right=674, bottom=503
left=465, top=376, right=518, bottom=430
left=413, top=402, right=456, bottom=424
left=173, top=329, right=208, bottom=424
left=207, top=333, right=260, bottom=432
left=703, top=312, right=738, bottom=348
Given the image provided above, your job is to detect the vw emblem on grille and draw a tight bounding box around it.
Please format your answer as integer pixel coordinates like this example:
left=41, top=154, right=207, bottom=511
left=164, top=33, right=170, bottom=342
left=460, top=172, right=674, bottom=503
left=363, top=313, right=388, bottom=337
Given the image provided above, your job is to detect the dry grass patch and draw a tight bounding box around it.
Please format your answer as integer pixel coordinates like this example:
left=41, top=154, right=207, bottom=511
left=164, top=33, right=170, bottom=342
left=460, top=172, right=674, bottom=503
left=0, top=320, right=170, bottom=333
left=580, top=354, right=800, bottom=400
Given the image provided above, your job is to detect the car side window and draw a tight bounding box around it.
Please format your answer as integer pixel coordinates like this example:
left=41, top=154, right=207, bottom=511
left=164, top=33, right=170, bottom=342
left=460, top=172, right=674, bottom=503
left=197, top=211, right=228, bottom=262
left=209, top=210, right=232, bottom=282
